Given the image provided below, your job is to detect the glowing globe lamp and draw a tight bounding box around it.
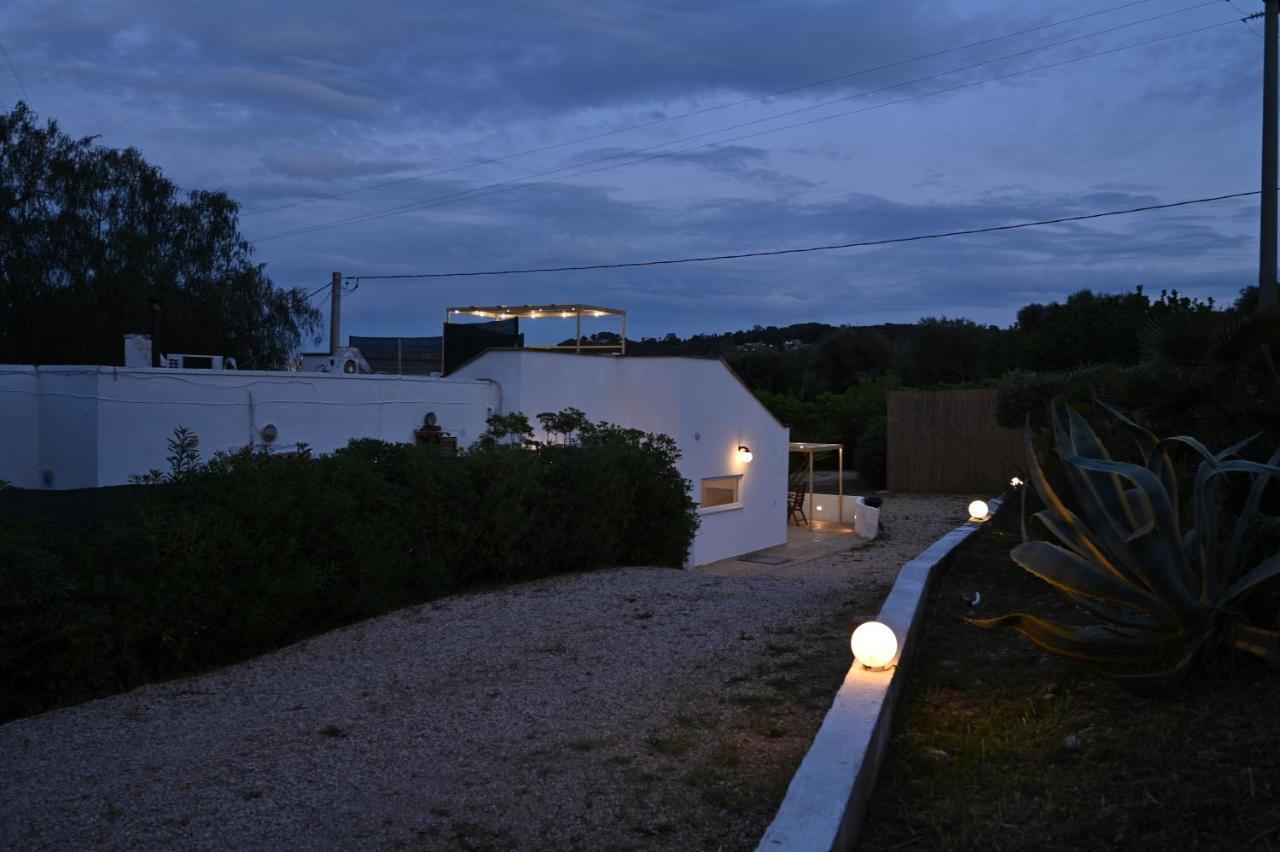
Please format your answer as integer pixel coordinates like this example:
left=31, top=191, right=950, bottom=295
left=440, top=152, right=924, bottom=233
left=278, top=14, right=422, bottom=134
left=737, top=445, right=753, bottom=463
left=968, top=499, right=990, bottom=521
left=850, top=621, right=897, bottom=671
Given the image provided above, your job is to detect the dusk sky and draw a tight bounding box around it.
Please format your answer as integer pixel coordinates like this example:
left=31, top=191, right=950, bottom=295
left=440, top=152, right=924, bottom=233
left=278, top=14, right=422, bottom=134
left=0, top=0, right=1268, bottom=343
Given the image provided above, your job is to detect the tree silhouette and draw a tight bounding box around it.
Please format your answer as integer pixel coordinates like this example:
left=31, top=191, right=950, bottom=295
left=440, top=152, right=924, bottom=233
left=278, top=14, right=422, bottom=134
left=0, top=103, right=320, bottom=367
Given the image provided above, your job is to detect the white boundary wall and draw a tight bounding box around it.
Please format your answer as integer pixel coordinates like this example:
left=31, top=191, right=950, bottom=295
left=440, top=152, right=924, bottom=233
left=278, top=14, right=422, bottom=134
left=453, top=351, right=789, bottom=566
left=0, top=366, right=496, bottom=490
left=2, top=354, right=788, bottom=567
left=758, top=498, right=1002, bottom=851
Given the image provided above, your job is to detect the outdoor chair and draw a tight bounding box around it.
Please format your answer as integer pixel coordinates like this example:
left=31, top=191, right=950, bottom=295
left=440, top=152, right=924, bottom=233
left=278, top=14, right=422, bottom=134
left=787, top=488, right=808, bottom=526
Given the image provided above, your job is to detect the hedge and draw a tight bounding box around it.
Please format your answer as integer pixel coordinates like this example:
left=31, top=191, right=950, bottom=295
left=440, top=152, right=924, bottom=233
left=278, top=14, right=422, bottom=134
left=995, top=367, right=1108, bottom=430
left=0, top=424, right=697, bottom=722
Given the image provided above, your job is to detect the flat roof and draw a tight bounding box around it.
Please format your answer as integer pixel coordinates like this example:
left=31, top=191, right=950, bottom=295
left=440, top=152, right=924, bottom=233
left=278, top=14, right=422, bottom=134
left=446, top=304, right=624, bottom=320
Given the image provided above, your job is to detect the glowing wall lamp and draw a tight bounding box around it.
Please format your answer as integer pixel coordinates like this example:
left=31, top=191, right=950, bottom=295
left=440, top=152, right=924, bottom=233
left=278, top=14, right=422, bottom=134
left=737, top=445, right=753, bottom=463
left=968, top=499, right=990, bottom=522
left=850, top=621, right=897, bottom=671
left=1010, top=476, right=1024, bottom=488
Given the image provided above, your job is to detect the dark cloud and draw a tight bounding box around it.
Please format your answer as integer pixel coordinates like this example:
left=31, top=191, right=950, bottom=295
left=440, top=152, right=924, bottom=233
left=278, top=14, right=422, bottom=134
left=0, top=0, right=1264, bottom=338
left=261, top=152, right=419, bottom=182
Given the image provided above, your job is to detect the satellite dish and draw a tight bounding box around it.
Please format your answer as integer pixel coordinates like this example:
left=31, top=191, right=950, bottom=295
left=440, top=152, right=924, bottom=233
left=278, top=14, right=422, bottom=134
left=424, top=411, right=438, bottom=428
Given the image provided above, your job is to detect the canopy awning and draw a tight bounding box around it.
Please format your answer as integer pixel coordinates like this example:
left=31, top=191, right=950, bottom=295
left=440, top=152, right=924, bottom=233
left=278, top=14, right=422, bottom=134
left=788, top=442, right=846, bottom=526
left=445, top=303, right=627, bottom=354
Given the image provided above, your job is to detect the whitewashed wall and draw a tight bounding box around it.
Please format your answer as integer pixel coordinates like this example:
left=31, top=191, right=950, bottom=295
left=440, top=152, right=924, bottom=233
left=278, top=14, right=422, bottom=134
left=2, top=355, right=787, bottom=568
left=0, top=367, right=41, bottom=488
left=0, top=366, right=496, bottom=490
left=453, top=351, right=789, bottom=566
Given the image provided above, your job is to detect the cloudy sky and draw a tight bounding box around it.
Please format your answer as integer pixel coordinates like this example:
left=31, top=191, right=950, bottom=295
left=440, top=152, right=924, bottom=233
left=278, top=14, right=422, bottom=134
left=0, top=0, right=1268, bottom=342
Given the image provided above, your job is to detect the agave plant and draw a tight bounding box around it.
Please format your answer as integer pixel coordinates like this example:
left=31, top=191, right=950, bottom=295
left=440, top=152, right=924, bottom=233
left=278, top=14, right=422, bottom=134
left=972, top=400, right=1280, bottom=685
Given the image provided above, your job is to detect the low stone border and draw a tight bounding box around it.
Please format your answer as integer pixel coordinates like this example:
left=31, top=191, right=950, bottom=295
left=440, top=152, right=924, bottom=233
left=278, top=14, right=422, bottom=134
left=756, top=498, right=1002, bottom=851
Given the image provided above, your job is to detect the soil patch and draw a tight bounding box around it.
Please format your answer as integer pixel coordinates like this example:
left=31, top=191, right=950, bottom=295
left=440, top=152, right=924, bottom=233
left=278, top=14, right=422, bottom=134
left=859, top=503, right=1280, bottom=851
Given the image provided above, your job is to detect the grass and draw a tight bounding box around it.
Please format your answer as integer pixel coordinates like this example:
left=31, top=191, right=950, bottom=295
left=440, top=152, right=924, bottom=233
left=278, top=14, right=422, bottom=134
left=626, top=588, right=891, bottom=849
left=859, top=503, right=1280, bottom=851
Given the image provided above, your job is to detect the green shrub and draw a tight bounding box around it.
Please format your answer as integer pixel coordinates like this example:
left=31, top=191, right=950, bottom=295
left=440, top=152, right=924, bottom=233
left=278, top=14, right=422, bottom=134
left=854, top=416, right=888, bottom=488
left=995, top=367, right=1106, bottom=430
left=0, top=417, right=697, bottom=722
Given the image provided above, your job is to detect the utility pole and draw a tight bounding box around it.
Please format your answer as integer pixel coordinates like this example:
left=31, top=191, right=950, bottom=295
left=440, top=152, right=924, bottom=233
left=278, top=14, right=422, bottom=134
left=329, top=272, right=342, bottom=354
left=1261, top=0, right=1278, bottom=308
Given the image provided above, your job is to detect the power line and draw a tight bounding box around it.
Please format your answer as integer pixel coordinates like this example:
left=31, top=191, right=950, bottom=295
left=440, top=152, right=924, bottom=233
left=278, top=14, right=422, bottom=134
left=302, top=279, right=359, bottom=303
left=242, top=0, right=1155, bottom=219
left=1228, top=1, right=1266, bottom=36
left=343, top=189, right=1260, bottom=280
left=0, top=40, right=29, bottom=103
left=303, top=282, right=330, bottom=301
left=256, top=11, right=1236, bottom=245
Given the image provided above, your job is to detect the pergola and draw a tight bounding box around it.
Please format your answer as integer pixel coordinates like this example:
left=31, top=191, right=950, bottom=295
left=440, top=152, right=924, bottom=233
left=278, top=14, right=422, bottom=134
left=445, top=304, right=627, bottom=354
left=789, top=441, right=845, bottom=525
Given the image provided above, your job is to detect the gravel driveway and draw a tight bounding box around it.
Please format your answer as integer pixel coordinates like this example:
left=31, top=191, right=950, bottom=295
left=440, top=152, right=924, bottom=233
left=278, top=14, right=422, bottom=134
left=0, top=495, right=965, bottom=850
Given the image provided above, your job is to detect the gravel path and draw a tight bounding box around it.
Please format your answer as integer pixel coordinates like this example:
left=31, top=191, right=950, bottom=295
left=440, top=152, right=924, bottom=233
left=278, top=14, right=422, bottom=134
left=0, top=495, right=965, bottom=850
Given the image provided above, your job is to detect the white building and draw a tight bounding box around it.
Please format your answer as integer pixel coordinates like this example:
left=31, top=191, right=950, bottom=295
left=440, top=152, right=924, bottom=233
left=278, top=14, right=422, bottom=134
left=0, top=352, right=788, bottom=567
left=452, top=350, right=788, bottom=567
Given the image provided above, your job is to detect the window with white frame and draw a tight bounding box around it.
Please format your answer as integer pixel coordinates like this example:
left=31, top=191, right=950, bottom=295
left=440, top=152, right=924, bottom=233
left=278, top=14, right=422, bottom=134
left=700, top=475, right=742, bottom=511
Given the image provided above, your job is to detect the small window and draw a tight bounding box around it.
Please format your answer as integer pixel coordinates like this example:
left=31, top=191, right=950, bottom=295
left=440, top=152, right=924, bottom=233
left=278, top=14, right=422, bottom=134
left=700, top=475, right=742, bottom=511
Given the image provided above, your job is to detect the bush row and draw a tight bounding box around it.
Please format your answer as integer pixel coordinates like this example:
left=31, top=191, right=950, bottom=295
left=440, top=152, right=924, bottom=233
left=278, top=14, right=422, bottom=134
left=0, top=426, right=697, bottom=722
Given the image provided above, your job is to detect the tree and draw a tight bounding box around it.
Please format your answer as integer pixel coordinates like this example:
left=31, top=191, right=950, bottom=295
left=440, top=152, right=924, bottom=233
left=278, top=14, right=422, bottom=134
left=0, top=103, right=320, bottom=367
left=900, top=317, right=993, bottom=386
left=811, top=327, right=891, bottom=392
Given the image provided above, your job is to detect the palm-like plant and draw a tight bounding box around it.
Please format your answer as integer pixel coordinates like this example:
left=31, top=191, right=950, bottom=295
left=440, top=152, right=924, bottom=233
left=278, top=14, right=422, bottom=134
left=972, top=401, right=1280, bottom=686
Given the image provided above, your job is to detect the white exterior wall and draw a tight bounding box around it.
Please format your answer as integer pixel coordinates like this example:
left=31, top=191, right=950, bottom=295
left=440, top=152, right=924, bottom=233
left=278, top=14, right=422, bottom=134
left=0, top=367, right=41, bottom=488
left=0, top=366, right=496, bottom=490
left=2, top=354, right=787, bottom=568
left=454, top=351, right=789, bottom=566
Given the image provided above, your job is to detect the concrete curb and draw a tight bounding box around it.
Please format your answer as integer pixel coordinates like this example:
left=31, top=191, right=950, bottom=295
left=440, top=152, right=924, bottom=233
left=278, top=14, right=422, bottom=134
left=756, top=498, right=1002, bottom=851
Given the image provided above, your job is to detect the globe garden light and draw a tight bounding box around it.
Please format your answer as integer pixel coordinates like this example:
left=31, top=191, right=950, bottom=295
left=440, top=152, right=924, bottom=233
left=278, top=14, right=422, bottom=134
left=968, top=499, right=990, bottom=521
left=737, top=445, right=753, bottom=463
left=850, top=621, right=897, bottom=671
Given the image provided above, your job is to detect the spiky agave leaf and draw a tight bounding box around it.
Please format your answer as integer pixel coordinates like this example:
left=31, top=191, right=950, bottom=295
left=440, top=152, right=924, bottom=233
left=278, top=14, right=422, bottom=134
left=1048, top=407, right=1189, bottom=611
left=968, top=613, right=1155, bottom=661
left=1094, top=399, right=1179, bottom=509
left=1223, top=448, right=1280, bottom=579
left=1226, top=552, right=1280, bottom=607
left=990, top=401, right=1280, bottom=681
left=1010, top=541, right=1171, bottom=626
left=1230, top=622, right=1280, bottom=663
left=1056, top=432, right=1201, bottom=622
left=1062, top=591, right=1157, bottom=631
left=1024, top=418, right=1147, bottom=593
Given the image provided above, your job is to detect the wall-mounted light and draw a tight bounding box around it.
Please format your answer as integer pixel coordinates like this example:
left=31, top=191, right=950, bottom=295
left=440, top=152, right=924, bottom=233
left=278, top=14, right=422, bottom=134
left=968, top=499, right=990, bottom=521
left=1009, top=476, right=1024, bottom=488
left=851, top=621, right=897, bottom=671
left=737, top=445, right=753, bottom=463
